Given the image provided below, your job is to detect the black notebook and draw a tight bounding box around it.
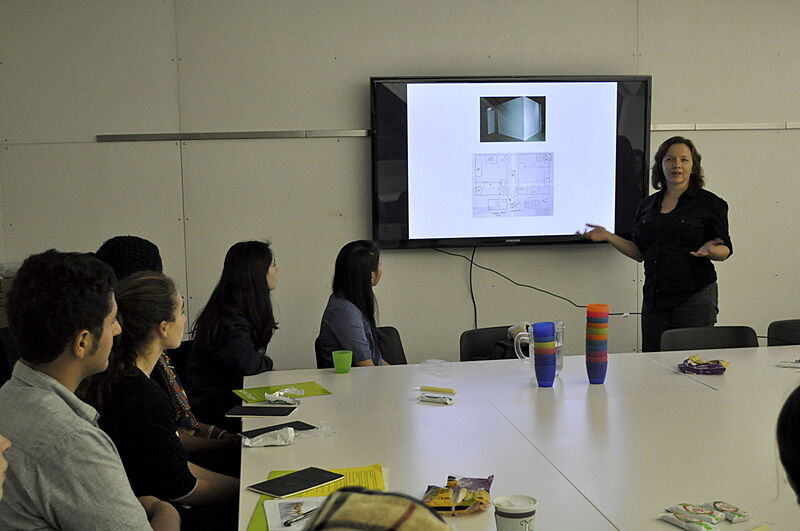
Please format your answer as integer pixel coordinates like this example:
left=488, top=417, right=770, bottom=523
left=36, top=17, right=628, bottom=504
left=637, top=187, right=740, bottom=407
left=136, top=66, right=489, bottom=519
left=225, top=405, right=297, bottom=417
left=239, top=421, right=316, bottom=439
left=247, top=467, right=345, bottom=498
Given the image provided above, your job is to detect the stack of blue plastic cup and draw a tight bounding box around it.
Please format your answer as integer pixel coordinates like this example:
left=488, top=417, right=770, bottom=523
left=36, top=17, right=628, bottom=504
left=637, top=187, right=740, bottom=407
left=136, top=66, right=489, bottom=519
left=532, top=321, right=556, bottom=387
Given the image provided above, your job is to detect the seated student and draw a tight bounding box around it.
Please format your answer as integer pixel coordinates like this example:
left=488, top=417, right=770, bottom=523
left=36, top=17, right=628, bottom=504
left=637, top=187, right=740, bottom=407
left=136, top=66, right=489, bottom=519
left=96, top=235, right=240, bottom=476
left=319, top=240, right=389, bottom=367
left=186, top=241, right=278, bottom=431
left=80, top=272, right=238, bottom=530
left=0, top=250, right=179, bottom=530
left=778, top=384, right=800, bottom=501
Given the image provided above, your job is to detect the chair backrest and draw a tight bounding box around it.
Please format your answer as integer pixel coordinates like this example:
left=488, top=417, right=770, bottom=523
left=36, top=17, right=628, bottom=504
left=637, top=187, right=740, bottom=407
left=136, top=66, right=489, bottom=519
left=767, top=319, right=800, bottom=346
left=165, top=338, right=193, bottom=384
left=376, top=326, right=407, bottom=365
left=314, top=336, right=332, bottom=369
left=0, top=327, right=20, bottom=375
left=459, top=325, right=512, bottom=361
left=660, top=326, right=758, bottom=352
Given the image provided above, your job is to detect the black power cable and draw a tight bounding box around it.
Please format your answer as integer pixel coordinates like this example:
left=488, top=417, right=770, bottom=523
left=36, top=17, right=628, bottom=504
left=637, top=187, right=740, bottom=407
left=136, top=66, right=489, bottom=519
left=434, top=247, right=639, bottom=321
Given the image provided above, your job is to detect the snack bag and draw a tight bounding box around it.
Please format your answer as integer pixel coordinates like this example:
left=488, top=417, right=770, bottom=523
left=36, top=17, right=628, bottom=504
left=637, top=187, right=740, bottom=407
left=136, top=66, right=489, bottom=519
left=701, top=501, right=749, bottom=523
left=666, top=503, right=725, bottom=524
left=660, top=512, right=720, bottom=531
left=422, top=475, right=493, bottom=516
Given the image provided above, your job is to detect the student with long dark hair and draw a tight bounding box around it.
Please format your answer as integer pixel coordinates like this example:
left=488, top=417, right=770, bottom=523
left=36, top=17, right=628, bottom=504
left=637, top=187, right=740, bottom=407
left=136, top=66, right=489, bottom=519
left=186, top=240, right=278, bottom=430
left=319, top=240, right=388, bottom=367
left=81, top=272, right=238, bottom=530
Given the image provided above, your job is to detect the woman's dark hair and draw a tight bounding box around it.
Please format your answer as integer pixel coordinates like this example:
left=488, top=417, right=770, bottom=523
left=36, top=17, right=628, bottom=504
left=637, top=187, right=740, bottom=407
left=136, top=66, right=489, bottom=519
left=192, top=240, right=277, bottom=351
left=96, top=235, right=163, bottom=279
left=80, top=271, right=178, bottom=412
left=651, top=136, right=705, bottom=190
left=778, top=385, right=800, bottom=502
left=8, top=250, right=115, bottom=364
left=332, top=240, right=380, bottom=328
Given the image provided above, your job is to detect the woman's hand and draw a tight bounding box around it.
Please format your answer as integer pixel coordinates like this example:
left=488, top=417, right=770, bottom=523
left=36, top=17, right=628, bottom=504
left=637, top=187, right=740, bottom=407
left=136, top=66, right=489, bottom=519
left=579, top=224, right=612, bottom=242
left=690, top=238, right=730, bottom=261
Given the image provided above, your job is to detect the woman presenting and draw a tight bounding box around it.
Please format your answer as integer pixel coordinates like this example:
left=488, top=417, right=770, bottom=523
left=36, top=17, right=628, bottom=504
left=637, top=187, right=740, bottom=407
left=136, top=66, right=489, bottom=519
left=582, top=136, right=732, bottom=351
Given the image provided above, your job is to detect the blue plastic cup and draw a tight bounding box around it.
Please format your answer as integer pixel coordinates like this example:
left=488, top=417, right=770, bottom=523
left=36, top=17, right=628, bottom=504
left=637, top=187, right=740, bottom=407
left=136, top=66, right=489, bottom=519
left=534, top=363, right=556, bottom=387
left=534, top=355, right=556, bottom=365
left=586, top=360, right=607, bottom=384
left=532, top=321, right=555, bottom=339
left=586, top=317, right=609, bottom=324
left=586, top=342, right=608, bottom=352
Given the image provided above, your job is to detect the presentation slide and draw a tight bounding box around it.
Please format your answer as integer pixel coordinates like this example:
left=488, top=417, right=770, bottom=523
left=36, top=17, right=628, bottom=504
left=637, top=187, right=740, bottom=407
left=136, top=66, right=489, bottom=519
left=407, top=82, right=617, bottom=240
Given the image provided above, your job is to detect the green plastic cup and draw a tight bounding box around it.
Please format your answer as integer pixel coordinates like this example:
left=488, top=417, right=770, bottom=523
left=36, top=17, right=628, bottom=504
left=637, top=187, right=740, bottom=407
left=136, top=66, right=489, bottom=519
left=332, top=350, right=353, bottom=373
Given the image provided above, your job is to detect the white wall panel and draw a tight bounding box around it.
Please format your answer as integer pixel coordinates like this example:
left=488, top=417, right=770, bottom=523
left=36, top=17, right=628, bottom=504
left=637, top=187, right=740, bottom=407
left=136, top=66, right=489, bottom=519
left=174, top=0, right=637, bottom=132
left=0, top=0, right=179, bottom=143
left=639, top=0, right=800, bottom=124
left=0, top=142, right=188, bottom=308
left=181, top=138, right=372, bottom=369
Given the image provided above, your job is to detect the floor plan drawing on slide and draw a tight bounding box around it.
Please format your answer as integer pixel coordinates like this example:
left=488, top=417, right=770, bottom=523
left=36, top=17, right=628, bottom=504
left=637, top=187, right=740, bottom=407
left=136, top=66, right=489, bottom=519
left=472, top=153, right=554, bottom=217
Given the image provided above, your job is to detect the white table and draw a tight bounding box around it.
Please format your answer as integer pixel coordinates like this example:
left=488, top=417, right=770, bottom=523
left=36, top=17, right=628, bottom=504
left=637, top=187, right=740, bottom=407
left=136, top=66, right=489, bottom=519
left=237, top=350, right=800, bottom=530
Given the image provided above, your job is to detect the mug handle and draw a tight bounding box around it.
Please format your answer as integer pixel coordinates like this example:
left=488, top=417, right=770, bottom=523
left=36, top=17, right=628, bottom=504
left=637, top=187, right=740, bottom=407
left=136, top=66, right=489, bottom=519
left=514, top=331, right=530, bottom=361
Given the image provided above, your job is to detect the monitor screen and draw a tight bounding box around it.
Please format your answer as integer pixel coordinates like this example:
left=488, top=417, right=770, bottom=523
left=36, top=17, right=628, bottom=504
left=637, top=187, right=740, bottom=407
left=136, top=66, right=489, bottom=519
left=371, top=75, right=651, bottom=249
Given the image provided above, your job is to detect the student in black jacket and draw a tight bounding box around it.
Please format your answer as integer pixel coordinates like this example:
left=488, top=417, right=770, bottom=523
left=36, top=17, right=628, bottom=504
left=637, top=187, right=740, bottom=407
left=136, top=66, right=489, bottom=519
left=186, top=240, right=279, bottom=431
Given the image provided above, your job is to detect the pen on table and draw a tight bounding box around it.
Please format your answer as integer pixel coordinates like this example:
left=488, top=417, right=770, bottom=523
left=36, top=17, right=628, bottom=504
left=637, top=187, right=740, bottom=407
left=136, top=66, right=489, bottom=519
left=283, top=507, right=317, bottom=526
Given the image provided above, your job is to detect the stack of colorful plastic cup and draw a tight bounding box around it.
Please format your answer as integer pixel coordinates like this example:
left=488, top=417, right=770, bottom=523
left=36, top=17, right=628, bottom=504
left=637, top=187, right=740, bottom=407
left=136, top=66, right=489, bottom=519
left=532, top=321, right=556, bottom=387
left=585, top=304, right=609, bottom=384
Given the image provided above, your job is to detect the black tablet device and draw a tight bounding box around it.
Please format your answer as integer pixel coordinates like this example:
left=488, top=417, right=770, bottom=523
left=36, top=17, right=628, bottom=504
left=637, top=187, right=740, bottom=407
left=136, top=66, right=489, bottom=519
left=247, top=467, right=344, bottom=498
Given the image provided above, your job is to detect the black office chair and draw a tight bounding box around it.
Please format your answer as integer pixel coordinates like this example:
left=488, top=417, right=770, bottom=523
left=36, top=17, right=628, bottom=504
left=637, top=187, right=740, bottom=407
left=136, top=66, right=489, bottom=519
left=1, top=327, right=20, bottom=373
left=459, top=325, right=513, bottom=361
left=165, top=339, right=193, bottom=384
left=314, top=336, right=333, bottom=369
left=767, top=319, right=800, bottom=346
left=376, top=326, right=407, bottom=365
left=0, top=336, right=10, bottom=385
left=660, top=326, right=758, bottom=352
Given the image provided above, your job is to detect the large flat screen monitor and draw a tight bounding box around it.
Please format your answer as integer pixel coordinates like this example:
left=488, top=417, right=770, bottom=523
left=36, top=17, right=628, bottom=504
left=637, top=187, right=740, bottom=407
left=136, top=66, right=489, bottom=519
left=371, top=75, right=651, bottom=249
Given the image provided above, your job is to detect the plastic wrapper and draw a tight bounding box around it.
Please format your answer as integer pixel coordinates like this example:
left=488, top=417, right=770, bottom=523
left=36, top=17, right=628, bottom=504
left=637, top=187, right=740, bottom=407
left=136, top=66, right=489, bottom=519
left=701, top=501, right=749, bottom=523
left=678, top=355, right=728, bottom=375
left=416, top=394, right=454, bottom=405
left=422, top=475, right=493, bottom=516
left=660, top=512, right=719, bottom=530
left=242, top=427, right=295, bottom=447
left=666, top=503, right=724, bottom=524
left=260, top=391, right=301, bottom=405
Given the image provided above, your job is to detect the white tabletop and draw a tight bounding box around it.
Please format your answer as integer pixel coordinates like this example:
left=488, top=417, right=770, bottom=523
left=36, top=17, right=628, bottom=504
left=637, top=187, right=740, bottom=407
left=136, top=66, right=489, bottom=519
left=237, top=351, right=800, bottom=530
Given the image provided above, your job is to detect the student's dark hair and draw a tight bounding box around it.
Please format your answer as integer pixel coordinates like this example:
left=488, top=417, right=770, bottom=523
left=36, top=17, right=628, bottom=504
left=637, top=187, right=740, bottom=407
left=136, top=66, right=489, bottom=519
left=192, top=240, right=277, bottom=351
left=651, top=136, right=705, bottom=190
left=80, top=271, right=178, bottom=413
left=332, top=240, right=380, bottom=328
left=95, top=235, right=163, bottom=280
left=7, top=250, right=115, bottom=364
left=778, top=384, right=800, bottom=502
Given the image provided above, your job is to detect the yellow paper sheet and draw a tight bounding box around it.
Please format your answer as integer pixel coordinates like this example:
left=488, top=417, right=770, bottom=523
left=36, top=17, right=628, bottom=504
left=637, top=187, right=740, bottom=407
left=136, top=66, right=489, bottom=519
left=246, top=463, right=385, bottom=531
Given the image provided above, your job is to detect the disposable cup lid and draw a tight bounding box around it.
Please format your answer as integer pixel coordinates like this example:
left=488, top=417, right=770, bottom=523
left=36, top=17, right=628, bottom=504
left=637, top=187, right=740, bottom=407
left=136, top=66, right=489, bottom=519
left=494, top=495, right=538, bottom=513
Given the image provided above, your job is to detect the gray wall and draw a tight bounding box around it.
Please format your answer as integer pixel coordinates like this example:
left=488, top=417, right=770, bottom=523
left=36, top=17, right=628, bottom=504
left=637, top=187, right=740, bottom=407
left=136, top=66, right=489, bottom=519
left=1, top=0, right=797, bottom=368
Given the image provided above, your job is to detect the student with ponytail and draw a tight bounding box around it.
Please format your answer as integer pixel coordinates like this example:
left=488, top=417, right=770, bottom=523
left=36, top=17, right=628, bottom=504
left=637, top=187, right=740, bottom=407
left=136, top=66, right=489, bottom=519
left=81, top=272, right=238, bottom=530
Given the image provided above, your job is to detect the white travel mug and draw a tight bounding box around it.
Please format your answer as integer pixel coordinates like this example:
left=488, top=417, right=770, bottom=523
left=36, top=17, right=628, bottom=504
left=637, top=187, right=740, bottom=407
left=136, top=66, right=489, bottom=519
left=494, top=495, right=538, bottom=531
